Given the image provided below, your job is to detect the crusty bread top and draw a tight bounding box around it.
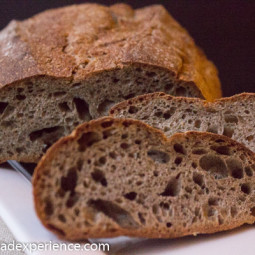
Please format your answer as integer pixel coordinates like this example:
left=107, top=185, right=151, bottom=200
left=0, top=3, right=221, bottom=100
left=110, top=92, right=255, bottom=113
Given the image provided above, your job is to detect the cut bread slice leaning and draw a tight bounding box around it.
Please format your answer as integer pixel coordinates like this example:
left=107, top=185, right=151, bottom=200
left=33, top=117, right=255, bottom=240
left=110, top=92, right=255, bottom=152
left=0, top=4, right=221, bottom=163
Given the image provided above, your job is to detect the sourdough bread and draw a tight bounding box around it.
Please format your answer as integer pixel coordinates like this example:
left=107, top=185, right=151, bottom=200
left=111, top=92, right=255, bottom=151
left=33, top=117, right=255, bottom=240
left=0, top=4, right=221, bottom=163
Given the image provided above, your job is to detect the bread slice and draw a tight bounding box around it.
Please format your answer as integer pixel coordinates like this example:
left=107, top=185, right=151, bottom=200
left=33, top=117, right=255, bottom=240
left=110, top=92, right=255, bottom=152
left=0, top=4, right=221, bottom=163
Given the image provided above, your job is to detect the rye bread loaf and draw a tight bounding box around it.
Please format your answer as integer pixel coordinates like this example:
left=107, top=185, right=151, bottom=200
left=110, top=92, right=255, bottom=152
left=0, top=3, right=221, bottom=163
left=33, top=117, right=255, bottom=240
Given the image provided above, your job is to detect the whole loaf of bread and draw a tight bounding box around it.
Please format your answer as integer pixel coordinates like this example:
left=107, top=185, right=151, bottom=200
left=0, top=3, right=221, bottom=163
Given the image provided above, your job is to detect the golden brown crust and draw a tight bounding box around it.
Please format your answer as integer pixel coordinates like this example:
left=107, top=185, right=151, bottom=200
left=0, top=4, right=221, bottom=100
left=33, top=117, right=255, bottom=240
left=110, top=92, right=255, bottom=115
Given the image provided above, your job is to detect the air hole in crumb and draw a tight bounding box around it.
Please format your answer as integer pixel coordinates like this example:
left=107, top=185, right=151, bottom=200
left=211, top=146, right=231, bottom=156
left=241, top=183, right=251, bottom=194
left=147, top=150, right=170, bottom=163
left=245, top=166, right=253, bottom=177
left=103, top=128, right=114, bottom=139
left=160, top=202, right=170, bottom=210
left=153, top=171, right=159, bottom=177
left=207, top=126, right=218, bottom=134
left=96, top=156, right=106, bottom=166
left=166, top=222, right=172, bottom=228
left=226, top=159, right=243, bottom=179
left=15, top=147, right=23, bottom=154
left=173, top=144, right=186, bottom=155
left=78, top=132, right=101, bottom=151
left=160, top=177, right=181, bottom=197
left=58, top=102, right=71, bottom=113
left=164, top=126, right=170, bottom=132
left=163, top=111, right=171, bottom=120
left=128, top=106, right=138, bottom=114
left=223, top=126, right=234, bottom=138
left=98, top=100, right=115, bottom=115
left=72, top=83, right=81, bottom=88
left=250, top=207, right=255, bottom=217
left=146, top=71, right=156, bottom=77
left=76, top=159, right=83, bottom=171
left=88, top=199, right=139, bottom=229
left=138, top=212, right=146, bottom=224
left=91, top=169, right=107, bottom=187
left=192, top=149, right=207, bottom=155
left=45, top=200, right=53, bottom=216
left=208, top=197, right=219, bottom=206
left=246, top=135, right=254, bottom=141
left=121, top=134, right=128, bottom=139
left=58, top=214, right=66, bottom=222
left=152, top=204, right=158, bottom=215
left=122, top=121, right=132, bottom=127
left=61, top=168, right=77, bottom=195
left=66, top=194, right=79, bottom=208
left=192, top=162, right=197, bottom=168
left=135, top=140, right=141, bottom=145
left=207, top=207, right=216, bottom=217
left=101, top=120, right=114, bottom=128
left=120, top=143, right=129, bottom=149
left=224, top=115, right=238, bottom=123
left=185, top=187, right=192, bottom=193
left=73, top=98, right=91, bottom=121
left=124, top=192, right=137, bottom=201
left=199, top=155, right=228, bottom=179
left=175, top=157, right=182, bottom=165
left=74, top=208, right=80, bottom=216
left=136, top=181, right=143, bottom=186
left=53, top=91, right=66, bottom=97
left=155, top=111, right=162, bottom=117
left=17, top=87, right=24, bottom=93
left=1, top=105, right=14, bottom=118
left=16, top=94, right=26, bottom=100
left=218, top=215, right=224, bottom=225
left=109, top=151, right=117, bottom=159
left=195, top=120, right=201, bottom=128
left=193, top=172, right=204, bottom=187
left=231, top=206, right=238, bottom=217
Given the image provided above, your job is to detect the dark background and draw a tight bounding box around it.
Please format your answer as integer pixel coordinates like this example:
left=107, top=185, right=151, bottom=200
left=0, top=0, right=254, bottom=97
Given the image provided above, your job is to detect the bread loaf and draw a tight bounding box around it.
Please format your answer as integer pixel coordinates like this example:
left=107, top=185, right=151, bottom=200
left=111, top=92, right=255, bottom=151
left=0, top=4, right=221, bottom=163
left=33, top=117, right=255, bottom=240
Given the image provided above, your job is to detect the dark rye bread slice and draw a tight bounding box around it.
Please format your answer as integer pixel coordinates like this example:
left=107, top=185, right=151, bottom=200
left=110, top=92, right=255, bottom=152
left=0, top=3, right=221, bottom=163
left=33, top=117, right=255, bottom=240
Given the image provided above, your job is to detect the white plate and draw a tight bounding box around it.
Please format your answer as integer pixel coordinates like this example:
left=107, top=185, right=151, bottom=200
left=0, top=166, right=255, bottom=255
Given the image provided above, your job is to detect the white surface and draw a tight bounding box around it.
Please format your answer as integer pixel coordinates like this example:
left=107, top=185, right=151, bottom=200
left=0, top=167, right=255, bottom=255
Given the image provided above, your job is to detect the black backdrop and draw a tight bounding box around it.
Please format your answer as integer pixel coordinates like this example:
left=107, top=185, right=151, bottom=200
left=0, top=0, right=254, bottom=97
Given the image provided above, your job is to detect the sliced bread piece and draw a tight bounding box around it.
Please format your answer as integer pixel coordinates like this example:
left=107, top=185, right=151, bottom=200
left=33, top=117, right=255, bottom=240
left=110, top=92, right=255, bottom=152
left=0, top=4, right=221, bottom=163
